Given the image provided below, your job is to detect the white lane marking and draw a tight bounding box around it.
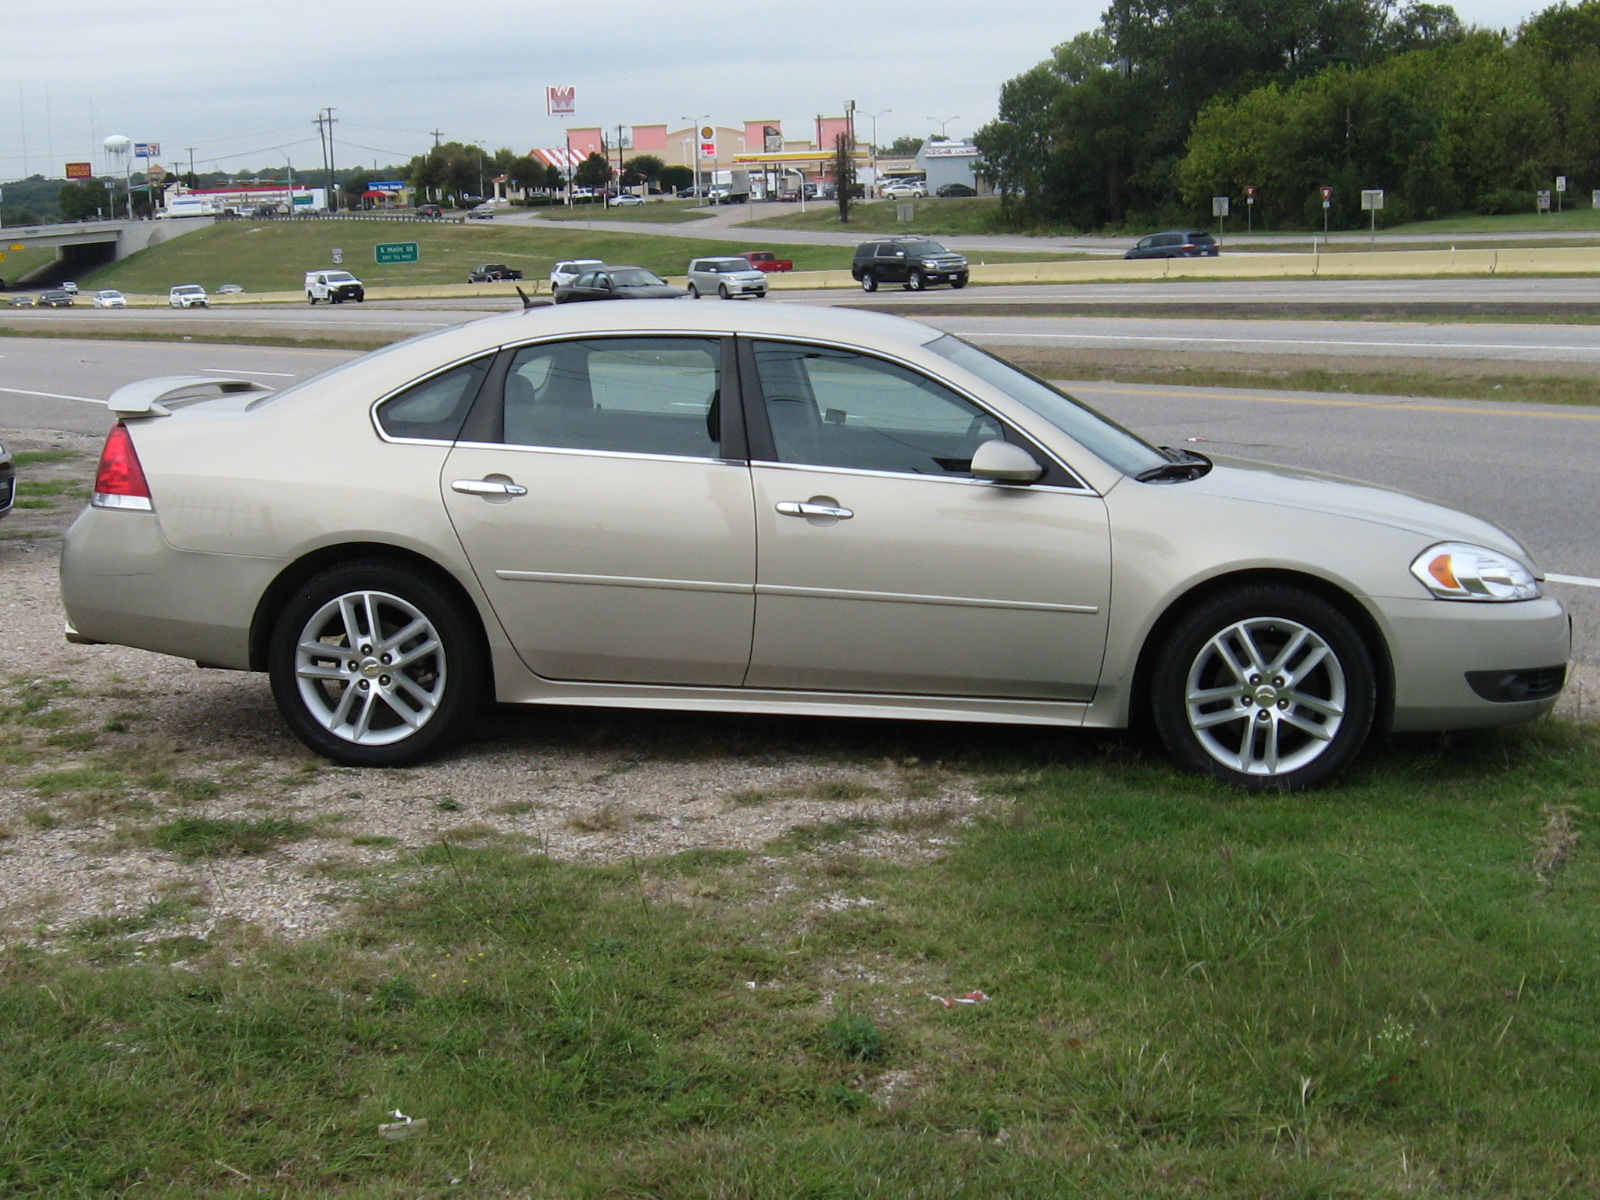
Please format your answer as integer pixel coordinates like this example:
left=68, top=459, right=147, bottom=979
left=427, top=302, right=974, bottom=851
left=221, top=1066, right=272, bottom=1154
left=1547, top=574, right=1600, bottom=589
left=0, top=386, right=103, bottom=404
left=952, top=328, right=1600, bottom=355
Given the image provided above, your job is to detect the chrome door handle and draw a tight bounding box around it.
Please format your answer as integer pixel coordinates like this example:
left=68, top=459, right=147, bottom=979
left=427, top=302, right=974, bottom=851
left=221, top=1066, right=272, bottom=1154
left=451, top=478, right=528, bottom=497
left=776, top=500, right=853, bottom=520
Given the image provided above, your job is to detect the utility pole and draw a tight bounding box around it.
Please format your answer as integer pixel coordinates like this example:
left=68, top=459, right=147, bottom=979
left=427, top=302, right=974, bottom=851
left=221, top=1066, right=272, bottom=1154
left=313, top=112, right=328, bottom=210
left=325, top=107, right=338, bottom=211
left=430, top=128, right=444, bottom=148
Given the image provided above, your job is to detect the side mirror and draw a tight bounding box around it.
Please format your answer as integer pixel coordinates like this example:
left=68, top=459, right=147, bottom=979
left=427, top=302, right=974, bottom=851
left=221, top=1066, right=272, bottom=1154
left=971, top=440, right=1045, bottom=484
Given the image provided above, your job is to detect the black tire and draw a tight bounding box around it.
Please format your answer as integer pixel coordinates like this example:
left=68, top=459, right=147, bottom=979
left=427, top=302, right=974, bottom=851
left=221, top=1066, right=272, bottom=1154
left=860, top=272, right=878, bottom=293
left=307, top=294, right=317, bottom=305
left=687, top=283, right=700, bottom=299
left=718, top=283, right=730, bottom=299
left=1150, top=585, right=1376, bottom=791
left=907, top=271, right=926, bottom=291
left=267, top=559, right=486, bottom=767
left=951, top=276, right=968, bottom=290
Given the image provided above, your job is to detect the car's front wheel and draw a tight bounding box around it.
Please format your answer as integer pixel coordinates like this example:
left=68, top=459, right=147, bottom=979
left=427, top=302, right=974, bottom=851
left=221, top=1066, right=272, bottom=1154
left=951, top=276, right=968, bottom=290
left=718, top=283, right=731, bottom=299
left=268, top=560, right=486, bottom=767
left=307, top=294, right=317, bottom=305
left=860, top=272, right=878, bottom=293
left=1150, top=585, right=1377, bottom=791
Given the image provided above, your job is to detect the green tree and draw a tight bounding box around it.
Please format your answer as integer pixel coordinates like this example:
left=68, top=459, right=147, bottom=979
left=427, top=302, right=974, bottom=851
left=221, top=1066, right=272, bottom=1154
left=573, top=152, right=614, bottom=190
left=58, top=180, right=111, bottom=221
left=622, top=154, right=666, bottom=189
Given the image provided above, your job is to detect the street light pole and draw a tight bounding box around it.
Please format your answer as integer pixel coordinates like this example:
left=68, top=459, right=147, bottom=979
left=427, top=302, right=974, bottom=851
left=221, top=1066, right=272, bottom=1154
left=927, top=115, right=959, bottom=139
left=861, top=109, right=889, bottom=194
left=681, top=113, right=708, bottom=200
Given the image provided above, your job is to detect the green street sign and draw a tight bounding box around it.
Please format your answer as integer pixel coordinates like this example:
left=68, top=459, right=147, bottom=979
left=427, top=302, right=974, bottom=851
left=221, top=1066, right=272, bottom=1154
left=376, top=241, right=419, bottom=265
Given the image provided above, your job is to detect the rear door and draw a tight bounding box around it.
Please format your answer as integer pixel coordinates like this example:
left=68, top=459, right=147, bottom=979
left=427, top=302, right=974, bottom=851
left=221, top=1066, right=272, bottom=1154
left=441, top=335, right=757, bottom=685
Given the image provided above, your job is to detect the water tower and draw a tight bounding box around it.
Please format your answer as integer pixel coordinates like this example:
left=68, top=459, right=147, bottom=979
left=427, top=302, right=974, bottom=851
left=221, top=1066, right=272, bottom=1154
left=103, top=135, right=132, bottom=218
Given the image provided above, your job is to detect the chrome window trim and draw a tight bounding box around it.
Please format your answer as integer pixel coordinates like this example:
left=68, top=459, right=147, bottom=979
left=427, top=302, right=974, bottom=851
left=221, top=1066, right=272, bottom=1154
left=750, top=457, right=1100, bottom=497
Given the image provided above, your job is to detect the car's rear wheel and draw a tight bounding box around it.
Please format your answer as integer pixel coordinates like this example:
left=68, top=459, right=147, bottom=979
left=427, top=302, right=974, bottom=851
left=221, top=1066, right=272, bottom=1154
left=268, top=560, right=486, bottom=767
left=860, top=272, right=878, bottom=293
left=907, top=271, right=926, bottom=291
left=1150, top=585, right=1376, bottom=791
left=687, top=283, right=700, bottom=299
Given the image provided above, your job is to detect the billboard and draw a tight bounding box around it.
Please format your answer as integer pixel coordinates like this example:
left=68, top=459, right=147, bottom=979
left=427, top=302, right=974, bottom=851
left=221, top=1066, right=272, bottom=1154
left=65, top=162, right=93, bottom=179
left=546, top=86, right=576, bottom=117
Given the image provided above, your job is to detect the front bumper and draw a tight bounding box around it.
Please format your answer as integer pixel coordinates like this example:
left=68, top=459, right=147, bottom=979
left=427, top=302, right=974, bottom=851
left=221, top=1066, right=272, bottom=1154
left=1383, top=594, right=1571, bottom=731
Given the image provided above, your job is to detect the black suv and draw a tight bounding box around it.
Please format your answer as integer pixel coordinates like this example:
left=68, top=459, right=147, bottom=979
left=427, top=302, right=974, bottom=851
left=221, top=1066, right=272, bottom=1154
left=851, top=236, right=969, bottom=292
left=1123, top=230, right=1220, bottom=259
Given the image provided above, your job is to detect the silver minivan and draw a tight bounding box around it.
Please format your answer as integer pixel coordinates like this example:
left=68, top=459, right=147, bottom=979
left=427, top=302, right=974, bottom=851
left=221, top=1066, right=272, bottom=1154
left=685, top=257, right=768, bottom=300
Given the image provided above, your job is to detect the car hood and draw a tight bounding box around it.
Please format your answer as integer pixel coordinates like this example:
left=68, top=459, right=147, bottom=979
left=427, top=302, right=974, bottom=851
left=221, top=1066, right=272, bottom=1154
left=1185, top=455, right=1530, bottom=559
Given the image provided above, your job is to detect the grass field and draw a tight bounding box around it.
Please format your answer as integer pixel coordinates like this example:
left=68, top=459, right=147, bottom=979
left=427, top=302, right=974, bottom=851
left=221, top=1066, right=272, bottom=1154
left=85, top=219, right=843, bottom=294
left=3, top=707, right=1597, bottom=1197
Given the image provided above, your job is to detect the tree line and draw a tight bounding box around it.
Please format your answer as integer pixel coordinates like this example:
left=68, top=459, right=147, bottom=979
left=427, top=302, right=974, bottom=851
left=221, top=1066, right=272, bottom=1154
left=975, top=0, right=1599, bottom=230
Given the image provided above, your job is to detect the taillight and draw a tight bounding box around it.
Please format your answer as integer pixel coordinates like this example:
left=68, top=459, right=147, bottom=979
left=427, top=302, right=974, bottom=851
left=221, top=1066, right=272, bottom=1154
left=92, top=423, right=154, bottom=511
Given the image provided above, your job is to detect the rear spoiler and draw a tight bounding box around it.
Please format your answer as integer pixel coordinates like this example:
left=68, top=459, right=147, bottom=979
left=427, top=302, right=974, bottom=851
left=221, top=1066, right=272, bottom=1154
left=106, top=375, right=275, bottom=418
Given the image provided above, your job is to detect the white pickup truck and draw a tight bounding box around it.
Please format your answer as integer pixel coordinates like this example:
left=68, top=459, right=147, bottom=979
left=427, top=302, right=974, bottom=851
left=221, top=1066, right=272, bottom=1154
left=305, top=270, right=366, bottom=304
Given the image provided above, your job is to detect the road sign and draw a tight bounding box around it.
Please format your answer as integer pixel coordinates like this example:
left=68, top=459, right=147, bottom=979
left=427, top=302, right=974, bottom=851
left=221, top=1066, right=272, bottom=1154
left=332, top=248, right=344, bottom=265
left=376, top=241, right=419, bottom=264
left=1319, top=185, right=1334, bottom=201
left=1244, top=184, right=1257, bottom=198
left=1537, top=190, right=1552, bottom=211
left=1211, top=195, right=1230, bottom=217
left=1556, top=175, right=1568, bottom=192
left=1360, top=189, right=1384, bottom=210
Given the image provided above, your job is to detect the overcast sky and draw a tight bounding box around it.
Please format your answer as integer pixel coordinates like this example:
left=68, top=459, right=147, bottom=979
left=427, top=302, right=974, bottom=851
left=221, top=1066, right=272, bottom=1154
left=2, top=0, right=1551, bottom=181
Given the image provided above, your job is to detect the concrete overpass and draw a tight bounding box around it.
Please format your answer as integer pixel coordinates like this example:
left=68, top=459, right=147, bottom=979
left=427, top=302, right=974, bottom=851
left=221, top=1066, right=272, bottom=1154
left=1, top=216, right=212, bottom=284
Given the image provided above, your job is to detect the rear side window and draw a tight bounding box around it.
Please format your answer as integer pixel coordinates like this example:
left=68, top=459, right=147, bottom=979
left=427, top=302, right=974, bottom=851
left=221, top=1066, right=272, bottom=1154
left=500, top=337, right=723, bottom=458
left=375, top=356, right=493, bottom=442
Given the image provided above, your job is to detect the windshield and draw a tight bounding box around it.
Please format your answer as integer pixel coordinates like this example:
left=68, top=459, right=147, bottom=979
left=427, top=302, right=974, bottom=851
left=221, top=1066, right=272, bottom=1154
left=927, top=335, right=1169, bottom=478
left=610, top=268, right=665, bottom=286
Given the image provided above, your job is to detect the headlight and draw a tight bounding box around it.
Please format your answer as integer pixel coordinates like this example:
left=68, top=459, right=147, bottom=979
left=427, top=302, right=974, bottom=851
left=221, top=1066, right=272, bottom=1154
left=1410, top=542, right=1540, bottom=601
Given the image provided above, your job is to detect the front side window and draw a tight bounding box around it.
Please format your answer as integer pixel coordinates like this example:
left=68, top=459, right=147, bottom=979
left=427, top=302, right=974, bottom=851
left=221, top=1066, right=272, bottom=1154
left=751, top=340, right=1001, bottom=477
left=501, top=337, right=722, bottom=458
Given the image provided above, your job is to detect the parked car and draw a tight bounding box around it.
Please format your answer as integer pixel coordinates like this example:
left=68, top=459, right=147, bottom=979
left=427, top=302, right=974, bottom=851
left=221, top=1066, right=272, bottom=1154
left=38, top=289, right=76, bottom=307
left=608, top=193, right=645, bottom=207
left=881, top=181, right=927, bottom=199
left=936, top=183, right=978, bottom=198
left=305, top=271, right=364, bottom=304
left=467, top=203, right=497, bottom=220
left=686, top=257, right=768, bottom=299
left=552, top=266, right=688, bottom=303
left=60, top=302, right=1568, bottom=789
left=168, top=285, right=208, bottom=309
left=468, top=264, right=524, bottom=283
left=0, top=437, right=12, bottom=521
left=549, top=259, right=606, bottom=288
left=416, top=204, right=444, bottom=218
left=92, top=290, right=127, bottom=308
left=218, top=284, right=245, bottom=295
left=1124, top=230, right=1221, bottom=259
left=739, top=251, right=793, bottom=273
left=851, top=237, right=969, bottom=291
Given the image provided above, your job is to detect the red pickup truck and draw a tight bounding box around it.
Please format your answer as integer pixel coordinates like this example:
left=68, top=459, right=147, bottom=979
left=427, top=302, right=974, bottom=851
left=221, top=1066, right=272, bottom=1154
left=739, top=251, right=793, bottom=273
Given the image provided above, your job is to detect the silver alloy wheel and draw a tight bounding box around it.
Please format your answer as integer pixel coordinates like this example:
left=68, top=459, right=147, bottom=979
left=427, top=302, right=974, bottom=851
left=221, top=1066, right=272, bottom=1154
left=293, top=589, right=447, bottom=746
left=1183, top=615, right=1347, bottom=777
